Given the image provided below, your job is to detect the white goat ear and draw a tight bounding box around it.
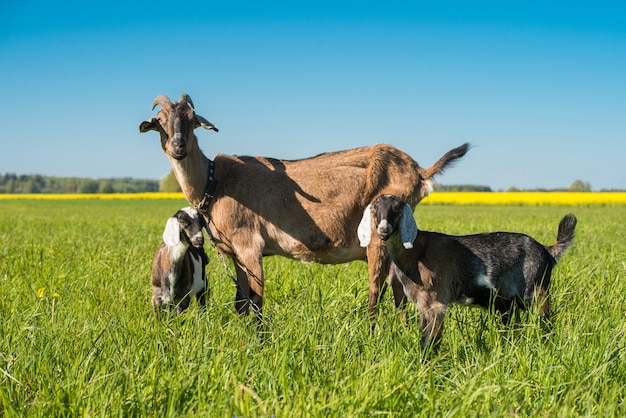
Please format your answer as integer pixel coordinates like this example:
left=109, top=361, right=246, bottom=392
left=399, top=203, right=418, bottom=249
left=357, top=205, right=373, bottom=247
left=163, top=217, right=181, bottom=246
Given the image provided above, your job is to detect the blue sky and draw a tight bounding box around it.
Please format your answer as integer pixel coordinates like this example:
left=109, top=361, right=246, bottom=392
left=1, top=1, right=624, bottom=190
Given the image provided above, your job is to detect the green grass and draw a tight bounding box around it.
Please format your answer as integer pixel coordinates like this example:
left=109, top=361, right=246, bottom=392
left=0, top=200, right=624, bottom=416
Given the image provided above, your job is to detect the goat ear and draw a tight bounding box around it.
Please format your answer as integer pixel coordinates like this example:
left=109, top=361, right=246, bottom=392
left=399, top=203, right=418, bottom=249
left=163, top=217, right=181, bottom=246
left=139, top=118, right=159, bottom=133
left=195, top=115, right=219, bottom=132
left=357, top=205, right=373, bottom=247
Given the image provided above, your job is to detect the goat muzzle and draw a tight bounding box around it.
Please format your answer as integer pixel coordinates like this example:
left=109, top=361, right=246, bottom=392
left=376, top=219, right=393, bottom=241
left=191, top=237, right=204, bottom=248
left=169, top=133, right=188, bottom=160
left=377, top=220, right=393, bottom=241
left=170, top=150, right=188, bottom=160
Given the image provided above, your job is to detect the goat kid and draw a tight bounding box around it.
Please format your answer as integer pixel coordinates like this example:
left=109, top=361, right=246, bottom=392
left=151, top=207, right=209, bottom=313
left=140, top=94, right=469, bottom=320
left=358, top=194, right=577, bottom=349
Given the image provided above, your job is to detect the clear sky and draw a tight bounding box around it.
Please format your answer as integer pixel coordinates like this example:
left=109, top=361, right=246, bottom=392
left=1, top=1, right=624, bottom=191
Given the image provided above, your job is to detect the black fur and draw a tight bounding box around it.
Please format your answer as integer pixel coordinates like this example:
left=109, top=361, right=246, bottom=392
left=370, top=194, right=576, bottom=349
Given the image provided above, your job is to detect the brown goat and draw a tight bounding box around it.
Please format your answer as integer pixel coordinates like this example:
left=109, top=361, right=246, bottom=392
left=139, top=94, right=469, bottom=319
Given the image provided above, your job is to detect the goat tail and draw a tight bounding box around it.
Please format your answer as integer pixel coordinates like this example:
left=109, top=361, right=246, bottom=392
left=549, top=213, right=577, bottom=261
left=423, top=143, right=471, bottom=180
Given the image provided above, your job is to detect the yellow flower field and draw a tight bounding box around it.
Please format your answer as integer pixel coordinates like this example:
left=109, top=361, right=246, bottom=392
left=0, top=192, right=186, bottom=200
left=422, top=191, right=626, bottom=205
left=0, top=191, right=625, bottom=205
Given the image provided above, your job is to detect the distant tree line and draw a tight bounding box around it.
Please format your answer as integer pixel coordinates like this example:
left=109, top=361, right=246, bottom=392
left=433, top=180, right=621, bottom=192
left=506, top=180, right=594, bottom=192
left=433, top=183, right=493, bottom=192
left=0, top=173, right=159, bottom=194
left=2, top=173, right=618, bottom=194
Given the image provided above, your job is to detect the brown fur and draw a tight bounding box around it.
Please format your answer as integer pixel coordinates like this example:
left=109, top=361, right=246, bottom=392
left=140, top=94, right=469, bottom=319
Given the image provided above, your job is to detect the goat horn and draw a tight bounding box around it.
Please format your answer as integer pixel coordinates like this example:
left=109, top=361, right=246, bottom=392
left=151, top=95, right=172, bottom=110
left=179, top=94, right=194, bottom=109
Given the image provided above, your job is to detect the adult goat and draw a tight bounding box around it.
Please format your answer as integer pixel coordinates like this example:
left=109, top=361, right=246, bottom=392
left=139, top=93, right=469, bottom=320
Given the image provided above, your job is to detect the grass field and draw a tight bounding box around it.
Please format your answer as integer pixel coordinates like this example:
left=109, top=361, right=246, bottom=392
left=0, top=197, right=624, bottom=416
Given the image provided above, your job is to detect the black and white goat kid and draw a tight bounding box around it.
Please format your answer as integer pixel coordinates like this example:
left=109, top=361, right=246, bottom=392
left=358, top=194, right=576, bottom=349
left=151, top=207, right=209, bottom=313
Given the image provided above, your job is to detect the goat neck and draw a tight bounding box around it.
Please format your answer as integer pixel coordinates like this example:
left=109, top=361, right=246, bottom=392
left=169, top=143, right=213, bottom=209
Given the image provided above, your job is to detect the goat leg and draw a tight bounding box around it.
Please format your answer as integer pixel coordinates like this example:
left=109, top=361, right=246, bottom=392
left=233, top=254, right=265, bottom=320
left=197, top=286, right=208, bottom=309
left=419, top=302, right=447, bottom=351
left=366, top=241, right=389, bottom=320
left=389, top=263, right=408, bottom=309
left=233, top=263, right=252, bottom=315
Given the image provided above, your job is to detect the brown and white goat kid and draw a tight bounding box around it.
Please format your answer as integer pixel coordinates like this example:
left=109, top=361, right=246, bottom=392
left=358, top=194, right=577, bottom=349
left=140, top=94, right=469, bottom=320
left=151, top=207, right=209, bottom=313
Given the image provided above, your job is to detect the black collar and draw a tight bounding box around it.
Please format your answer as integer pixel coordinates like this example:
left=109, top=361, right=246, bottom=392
left=197, top=160, right=218, bottom=213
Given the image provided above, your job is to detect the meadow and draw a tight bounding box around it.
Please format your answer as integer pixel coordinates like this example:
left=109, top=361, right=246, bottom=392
left=0, top=195, right=624, bottom=416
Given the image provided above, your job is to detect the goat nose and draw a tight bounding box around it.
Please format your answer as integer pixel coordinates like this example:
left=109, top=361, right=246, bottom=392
left=377, top=220, right=392, bottom=235
left=169, top=134, right=188, bottom=159
left=171, top=133, right=186, bottom=145
left=189, top=231, right=204, bottom=247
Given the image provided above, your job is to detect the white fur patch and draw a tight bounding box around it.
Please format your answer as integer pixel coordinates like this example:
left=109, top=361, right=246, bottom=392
left=180, top=207, right=197, bottom=217
left=168, top=241, right=188, bottom=262
left=423, top=179, right=434, bottom=196
left=357, top=205, right=373, bottom=247
left=165, top=269, right=177, bottom=302
left=189, top=253, right=205, bottom=297
left=163, top=217, right=181, bottom=246
left=476, top=274, right=495, bottom=290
